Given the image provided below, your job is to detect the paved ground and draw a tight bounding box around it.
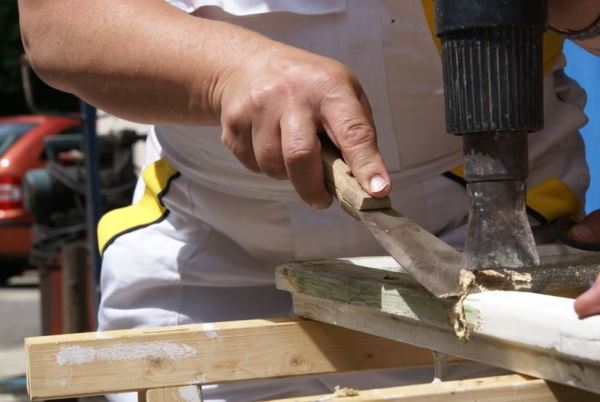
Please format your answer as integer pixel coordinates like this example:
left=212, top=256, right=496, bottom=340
left=0, top=271, right=40, bottom=402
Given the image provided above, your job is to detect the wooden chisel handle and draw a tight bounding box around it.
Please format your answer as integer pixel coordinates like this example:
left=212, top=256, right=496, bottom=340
left=320, top=137, right=391, bottom=218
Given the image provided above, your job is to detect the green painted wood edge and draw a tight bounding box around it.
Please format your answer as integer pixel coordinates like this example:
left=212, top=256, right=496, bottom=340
left=276, top=260, right=456, bottom=328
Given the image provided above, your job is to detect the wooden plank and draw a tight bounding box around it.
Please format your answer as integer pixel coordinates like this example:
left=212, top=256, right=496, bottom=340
left=142, top=385, right=203, bottom=402
left=321, top=138, right=391, bottom=212
left=289, top=244, right=600, bottom=296
left=262, top=374, right=600, bottom=402
left=276, top=259, right=600, bottom=394
left=475, top=244, right=600, bottom=294
left=26, top=317, right=444, bottom=400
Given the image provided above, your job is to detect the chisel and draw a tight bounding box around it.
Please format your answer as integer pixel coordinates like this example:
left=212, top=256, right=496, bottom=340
left=321, top=139, right=463, bottom=298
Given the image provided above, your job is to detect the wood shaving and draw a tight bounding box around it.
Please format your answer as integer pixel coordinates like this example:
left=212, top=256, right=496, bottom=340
left=450, top=269, right=476, bottom=340
left=333, top=385, right=359, bottom=397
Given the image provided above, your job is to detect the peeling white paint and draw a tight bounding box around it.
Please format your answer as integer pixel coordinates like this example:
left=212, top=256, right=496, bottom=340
left=201, top=323, right=219, bottom=339
left=56, top=342, right=198, bottom=366
left=186, top=374, right=207, bottom=385
left=178, top=386, right=202, bottom=402
left=464, top=291, right=600, bottom=360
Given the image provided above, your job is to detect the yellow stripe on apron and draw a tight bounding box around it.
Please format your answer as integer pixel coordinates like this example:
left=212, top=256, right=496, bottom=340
left=443, top=167, right=580, bottom=224
left=97, top=158, right=180, bottom=255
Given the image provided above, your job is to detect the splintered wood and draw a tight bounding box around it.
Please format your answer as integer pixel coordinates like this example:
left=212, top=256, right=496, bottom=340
left=275, top=247, right=600, bottom=395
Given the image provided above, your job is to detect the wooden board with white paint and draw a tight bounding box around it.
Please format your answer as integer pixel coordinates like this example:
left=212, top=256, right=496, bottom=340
left=141, top=385, right=203, bottom=402
left=263, top=374, right=600, bottom=402
left=26, top=317, right=444, bottom=400
left=275, top=258, right=600, bottom=394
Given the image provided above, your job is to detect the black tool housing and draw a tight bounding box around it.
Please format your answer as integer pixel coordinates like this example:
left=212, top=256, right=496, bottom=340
left=435, top=0, right=547, bottom=135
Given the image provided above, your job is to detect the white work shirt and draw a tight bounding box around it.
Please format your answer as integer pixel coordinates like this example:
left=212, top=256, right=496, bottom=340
left=154, top=0, right=587, bottom=202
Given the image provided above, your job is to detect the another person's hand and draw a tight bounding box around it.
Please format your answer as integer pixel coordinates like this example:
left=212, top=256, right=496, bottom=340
left=217, top=44, right=390, bottom=209
left=569, top=210, right=600, bottom=318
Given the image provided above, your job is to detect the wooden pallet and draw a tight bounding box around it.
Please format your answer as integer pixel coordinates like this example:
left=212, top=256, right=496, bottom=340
left=24, top=317, right=599, bottom=402
left=25, top=245, right=600, bottom=401
left=275, top=245, right=600, bottom=395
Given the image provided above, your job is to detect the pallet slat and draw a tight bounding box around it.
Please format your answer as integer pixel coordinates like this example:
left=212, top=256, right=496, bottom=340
left=275, top=257, right=600, bottom=394
left=263, top=374, right=600, bottom=402
left=26, top=318, right=441, bottom=400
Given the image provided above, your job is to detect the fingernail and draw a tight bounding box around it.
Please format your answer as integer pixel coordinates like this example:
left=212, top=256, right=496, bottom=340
left=369, top=175, right=389, bottom=193
left=311, top=200, right=331, bottom=210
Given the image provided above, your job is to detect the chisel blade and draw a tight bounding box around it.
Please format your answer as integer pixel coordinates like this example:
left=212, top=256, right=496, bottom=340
left=463, top=181, right=540, bottom=270
left=320, top=137, right=463, bottom=298
left=358, top=208, right=464, bottom=298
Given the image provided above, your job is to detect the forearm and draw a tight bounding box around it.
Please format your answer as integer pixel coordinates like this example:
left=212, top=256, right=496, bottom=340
left=549, top=0, right=600, bottom=56
left=18, top=0, right=275, bottom=124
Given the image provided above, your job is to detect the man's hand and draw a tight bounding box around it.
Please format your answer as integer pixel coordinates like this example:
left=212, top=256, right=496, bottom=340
left=548, top=0, right=600, bottom=56
left=568, top=210, right=600, bottom=318
left=18, top=0, right=390, bottom=208
left=217, top=44, right=390, bottom=208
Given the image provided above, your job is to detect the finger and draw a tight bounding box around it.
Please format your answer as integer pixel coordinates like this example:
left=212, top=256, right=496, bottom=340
left=358, top=90, right=376, bottom=128
left=574, top=274, right=600, bottom=318
left=568, top=210, right=600, bottom=243
left=252, top=114, right=287, bottom=180
left=221, top=107, right=260, bottom=173
left=281, top=111, right=333, bottom=209
left=320, top=88, right=390, bottom=198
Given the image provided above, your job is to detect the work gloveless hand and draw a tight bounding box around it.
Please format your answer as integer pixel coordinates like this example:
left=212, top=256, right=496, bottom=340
left=569, top=210, right=600, bottom=318
left=216, top=43, right=391, bottom=209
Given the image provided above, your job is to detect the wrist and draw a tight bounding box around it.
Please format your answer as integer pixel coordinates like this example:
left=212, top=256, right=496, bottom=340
left=185, top=20, right=278, bottom=124
left=549, top=14, right=600, bottom=41
left=548, top=0, right=600, bottom=31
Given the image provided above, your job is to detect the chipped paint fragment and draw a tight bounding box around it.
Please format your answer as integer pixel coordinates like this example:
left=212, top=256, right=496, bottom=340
left=186, top=374, right=207, bottom=385
left=201, top=323, right=219, bottom=339
left=178, top=386, right=202, bottom=402
left=333, top=385, right=359, bottom=397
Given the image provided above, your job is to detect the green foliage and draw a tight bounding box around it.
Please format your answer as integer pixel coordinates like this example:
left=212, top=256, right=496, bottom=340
left=0, top=1, right=78, bottom=116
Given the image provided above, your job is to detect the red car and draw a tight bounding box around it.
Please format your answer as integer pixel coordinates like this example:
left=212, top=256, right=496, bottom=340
left=0, top=115, right=81, bottom=283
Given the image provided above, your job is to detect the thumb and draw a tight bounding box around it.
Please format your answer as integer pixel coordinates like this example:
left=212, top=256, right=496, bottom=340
left=321, top=93, right=391, bottom=198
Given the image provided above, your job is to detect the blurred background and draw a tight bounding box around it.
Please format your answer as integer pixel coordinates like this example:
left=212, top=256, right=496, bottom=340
left=1, top=3, right=148, bottom=401
left=0, top=2, right=598, bottom=401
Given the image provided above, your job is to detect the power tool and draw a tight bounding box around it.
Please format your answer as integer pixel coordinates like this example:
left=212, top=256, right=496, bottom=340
left=434, top=0, right=547, bottom=270
left=320, top=1, right=550, bottom=297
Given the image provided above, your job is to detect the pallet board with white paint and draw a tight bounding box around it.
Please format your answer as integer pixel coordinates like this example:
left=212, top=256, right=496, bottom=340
left=26, top=317, right=443, bottom=400
left=275, top=254, right=600, bottom=394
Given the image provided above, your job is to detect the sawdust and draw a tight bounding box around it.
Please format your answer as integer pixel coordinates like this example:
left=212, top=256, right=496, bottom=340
left=474, top=269, right=533, bottom=291
left=449, top=267, right=535, bottom=340
left=333, top=385, right=360, bottom=397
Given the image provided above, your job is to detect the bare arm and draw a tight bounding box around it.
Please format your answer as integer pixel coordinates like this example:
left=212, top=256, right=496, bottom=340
left=19, top=0, right=266, bottom=124
left=19, top=0, right=391, bottom=207
left=549, top=0, right=600, bottom=55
